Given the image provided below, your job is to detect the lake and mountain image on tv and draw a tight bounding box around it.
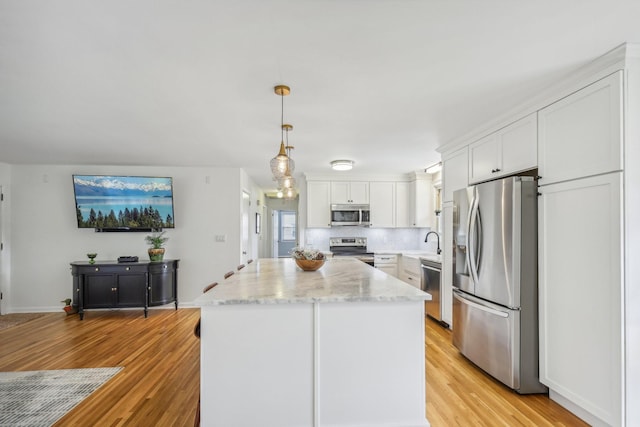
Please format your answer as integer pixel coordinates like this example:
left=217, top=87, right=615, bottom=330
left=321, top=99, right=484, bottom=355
left=73, top=175, right=175, bottom=229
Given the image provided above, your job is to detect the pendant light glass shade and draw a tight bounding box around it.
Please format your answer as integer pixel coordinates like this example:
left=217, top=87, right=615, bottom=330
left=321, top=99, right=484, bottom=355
left=270, top=141, right=291, bottom=179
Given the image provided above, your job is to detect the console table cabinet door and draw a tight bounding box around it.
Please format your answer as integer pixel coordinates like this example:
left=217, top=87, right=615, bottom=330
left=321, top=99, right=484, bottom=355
left=85, top=274, right=117, bottom=308
left=149, top=262, right=178, bottom=307
left=116, top=273, right=148, bottom=307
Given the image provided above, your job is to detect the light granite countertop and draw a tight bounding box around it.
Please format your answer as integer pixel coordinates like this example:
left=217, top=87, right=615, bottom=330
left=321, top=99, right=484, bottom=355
left=193, top=257, right=431, bottom=306
left=398, top=251, right=442, bottom=263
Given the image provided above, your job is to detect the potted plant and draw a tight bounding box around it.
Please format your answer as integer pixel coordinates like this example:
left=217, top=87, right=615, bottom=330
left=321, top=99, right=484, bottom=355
left=145, top=231, right=168, bottom=261
left=61, top=298, right=75, bottom=315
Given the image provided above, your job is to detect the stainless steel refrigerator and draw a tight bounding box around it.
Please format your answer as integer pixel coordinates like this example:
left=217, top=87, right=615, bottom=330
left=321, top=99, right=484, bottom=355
left=452, top=176, right=547, bottom=394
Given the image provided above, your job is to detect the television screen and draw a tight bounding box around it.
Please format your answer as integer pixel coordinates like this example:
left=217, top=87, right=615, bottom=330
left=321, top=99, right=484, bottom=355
left=73, top=175, right=175, bottom=230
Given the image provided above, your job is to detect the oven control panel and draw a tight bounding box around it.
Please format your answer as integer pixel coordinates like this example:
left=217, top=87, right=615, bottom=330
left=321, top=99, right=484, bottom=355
left=329, top=237, right=367, bottom=247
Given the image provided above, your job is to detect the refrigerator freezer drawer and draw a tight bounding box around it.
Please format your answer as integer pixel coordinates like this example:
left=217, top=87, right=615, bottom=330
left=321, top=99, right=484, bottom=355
left=453, top=290, right=520, bottom=390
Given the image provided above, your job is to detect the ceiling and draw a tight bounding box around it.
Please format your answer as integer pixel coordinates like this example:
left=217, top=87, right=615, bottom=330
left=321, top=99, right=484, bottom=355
left=1, top=1, right=640, bottom=192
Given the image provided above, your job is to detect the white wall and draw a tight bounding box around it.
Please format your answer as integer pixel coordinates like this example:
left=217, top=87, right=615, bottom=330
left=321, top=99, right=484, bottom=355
left=0, top=163, right=11, bottom=314
left=6, top=164, right=257, bottom=312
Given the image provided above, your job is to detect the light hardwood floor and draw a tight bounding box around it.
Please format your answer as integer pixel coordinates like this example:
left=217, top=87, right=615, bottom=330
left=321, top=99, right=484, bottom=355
left=0, top=308, right=586, bottom=426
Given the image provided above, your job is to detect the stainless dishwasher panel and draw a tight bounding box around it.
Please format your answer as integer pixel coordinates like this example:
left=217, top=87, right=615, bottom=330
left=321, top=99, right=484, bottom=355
left=421, top=259, right=445, bottom=325
left=452, top=289, right=520, bottom=390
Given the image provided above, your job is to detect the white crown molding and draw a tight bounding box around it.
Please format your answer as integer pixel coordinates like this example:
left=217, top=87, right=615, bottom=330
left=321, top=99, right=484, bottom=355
left=438, top=42, right=638, bottom=154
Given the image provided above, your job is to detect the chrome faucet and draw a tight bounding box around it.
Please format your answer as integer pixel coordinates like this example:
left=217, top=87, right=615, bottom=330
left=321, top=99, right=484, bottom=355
left=425, top=231, right=441, bottom=255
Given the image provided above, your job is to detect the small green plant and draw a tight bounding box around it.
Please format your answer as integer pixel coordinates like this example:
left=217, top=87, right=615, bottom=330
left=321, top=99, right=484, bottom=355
left=145, top=231, right=169, bottom=249
left=61, top=298, right=72, bottom=306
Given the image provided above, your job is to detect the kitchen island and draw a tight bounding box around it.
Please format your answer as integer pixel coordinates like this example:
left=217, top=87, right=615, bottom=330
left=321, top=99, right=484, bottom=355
left=193, top=257, right=431, bottom=427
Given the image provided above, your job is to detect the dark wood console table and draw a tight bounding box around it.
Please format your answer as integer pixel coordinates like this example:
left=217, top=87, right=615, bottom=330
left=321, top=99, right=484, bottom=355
left=70, top=259, right=179, bottom=320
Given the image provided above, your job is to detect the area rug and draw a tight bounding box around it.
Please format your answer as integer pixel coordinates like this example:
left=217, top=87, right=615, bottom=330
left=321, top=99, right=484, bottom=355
left=0, top=367, right=122, bottom=427
left=0, top=313, right=46, bottom=331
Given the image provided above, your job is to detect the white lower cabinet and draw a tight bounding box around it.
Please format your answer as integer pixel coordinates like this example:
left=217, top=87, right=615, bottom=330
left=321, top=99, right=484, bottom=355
left=374, top=254, right=398, bottom=278
left=399, top=256, right=421, bottom=289
left=538, top=172, right=622, bottom=426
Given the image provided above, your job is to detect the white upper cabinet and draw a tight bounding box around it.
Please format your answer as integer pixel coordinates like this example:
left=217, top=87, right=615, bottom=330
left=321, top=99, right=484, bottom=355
left=411, top=178, right=434, bottom=228
left=306, top=181, right=331, bottom=228
left=442, top=146, right=468, bottom=202
left=395, top=182, right=412, bottom=228
left=396, top=178, right=434, bottom=228
left=331, top=181, right=369, bottom=204
left=369, top=182, right=395, bottom=228
left=468, top=113, right=537, bottom=184
left=538, top=71, right=623, bottom=185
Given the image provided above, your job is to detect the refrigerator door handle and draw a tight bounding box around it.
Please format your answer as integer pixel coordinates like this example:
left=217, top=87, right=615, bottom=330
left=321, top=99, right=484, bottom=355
left=467, top=192, right=480, bottom=285
left=453, top=289, right=508, bottom=318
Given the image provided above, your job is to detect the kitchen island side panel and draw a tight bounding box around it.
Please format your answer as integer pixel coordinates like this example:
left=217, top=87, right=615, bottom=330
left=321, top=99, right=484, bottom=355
left=200, top=301, right=429, bottom=427
left=200, top=304, right=315, bottom=427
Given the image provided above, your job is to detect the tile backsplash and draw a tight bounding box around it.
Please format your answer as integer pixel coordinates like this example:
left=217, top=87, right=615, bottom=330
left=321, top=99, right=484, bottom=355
left=304, top=227, right=440, bottom=253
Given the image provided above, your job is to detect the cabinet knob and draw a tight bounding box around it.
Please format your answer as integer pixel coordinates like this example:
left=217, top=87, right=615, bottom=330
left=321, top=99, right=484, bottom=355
left=95, top=268, right=99, bottom=271
left=125, top=267, right=130, bottom=271
left=163, top=265, right=167, bottom=269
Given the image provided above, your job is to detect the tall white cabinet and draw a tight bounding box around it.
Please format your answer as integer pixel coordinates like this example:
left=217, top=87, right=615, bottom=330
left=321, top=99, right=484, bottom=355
left=537, top=70, right=624, bottom=427
left=538, top=173, right=622, bottom=426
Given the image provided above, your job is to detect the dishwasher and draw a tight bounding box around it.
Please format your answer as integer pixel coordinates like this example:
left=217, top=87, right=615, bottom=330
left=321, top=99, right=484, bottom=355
left=421, top=258, right=448, bottom=327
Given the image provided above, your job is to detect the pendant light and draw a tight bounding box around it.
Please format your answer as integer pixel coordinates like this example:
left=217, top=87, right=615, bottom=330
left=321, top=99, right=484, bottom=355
left=277, top=124, right=296, bottom=190
left=270, top=85, right=294, bottom=180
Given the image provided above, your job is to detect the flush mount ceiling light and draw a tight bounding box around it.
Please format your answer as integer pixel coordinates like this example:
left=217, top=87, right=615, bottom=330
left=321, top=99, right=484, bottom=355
left=330, top=160, right=354, bottom=171
left=270, top=85, right=295, bottom=180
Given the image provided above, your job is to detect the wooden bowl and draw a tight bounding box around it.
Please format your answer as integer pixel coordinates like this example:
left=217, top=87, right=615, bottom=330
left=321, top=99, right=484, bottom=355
left=295, top=258, right=325, bottom=271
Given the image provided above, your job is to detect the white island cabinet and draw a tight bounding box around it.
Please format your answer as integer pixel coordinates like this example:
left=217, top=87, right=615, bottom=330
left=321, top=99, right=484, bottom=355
left=194, top=258, right=431, bottom=427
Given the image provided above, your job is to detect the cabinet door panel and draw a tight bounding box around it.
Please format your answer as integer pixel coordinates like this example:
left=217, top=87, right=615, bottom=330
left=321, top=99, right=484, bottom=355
left=538, top=71, right=623, bottom=184
left=500, top=113, right=537, bottom=175
left=117, top=274, right=147, bottom=307
left=84, top=275, right=115, bottom=308
left=369, top=182, right=394, bottom=227
left=307, top=181, right=331, bottom=228
left=330, top=182, right=350, bottom=204
left=149, top=268, right=176, bottom=306
left=443, top=147, right=468, bottom=202
left=538, top=172, right=622, bottom=426
left=349, top=182, right=369, bottom=204
left=469, top=134, right=499, bottom=183
left=395, top=182, right=411, bottom=227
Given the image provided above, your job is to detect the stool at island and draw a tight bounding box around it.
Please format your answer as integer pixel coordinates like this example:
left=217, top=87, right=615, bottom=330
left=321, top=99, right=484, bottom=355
left=70, top=259, right=179, bottom=320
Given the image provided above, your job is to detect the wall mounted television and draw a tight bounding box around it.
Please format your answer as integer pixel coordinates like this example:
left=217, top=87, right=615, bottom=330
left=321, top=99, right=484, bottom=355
left=73, top=175, right=175, bottom=232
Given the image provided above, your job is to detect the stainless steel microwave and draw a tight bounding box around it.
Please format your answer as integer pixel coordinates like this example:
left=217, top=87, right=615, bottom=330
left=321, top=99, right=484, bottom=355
left=330, top=204, right=370, bottom=226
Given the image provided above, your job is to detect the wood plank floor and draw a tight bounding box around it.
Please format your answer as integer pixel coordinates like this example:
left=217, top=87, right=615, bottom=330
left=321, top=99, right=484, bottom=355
left=0, top=309, right=586, bottom=426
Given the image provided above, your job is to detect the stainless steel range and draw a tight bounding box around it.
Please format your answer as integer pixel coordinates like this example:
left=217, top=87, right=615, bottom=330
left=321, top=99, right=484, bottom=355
left=329, top=237, right=374, bottom=266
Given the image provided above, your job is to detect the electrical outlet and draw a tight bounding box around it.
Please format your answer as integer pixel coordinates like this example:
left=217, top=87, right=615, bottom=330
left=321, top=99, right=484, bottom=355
left=215, top=235, right=226, bottom=242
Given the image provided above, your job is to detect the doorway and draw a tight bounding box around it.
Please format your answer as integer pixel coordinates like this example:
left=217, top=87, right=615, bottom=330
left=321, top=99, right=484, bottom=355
left=241, top=191, right=250, bottom=263
left=274, top=210, right=297, bottom=257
